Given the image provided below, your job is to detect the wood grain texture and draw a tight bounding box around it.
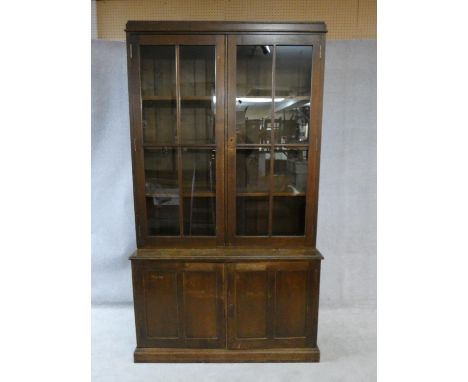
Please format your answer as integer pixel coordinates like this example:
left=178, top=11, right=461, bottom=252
left=126, top=21, right=327, bottom=33
left=126, top=22, right=326, bottom=363
left=134, top=346, right=320, bottom=362
left=132, top=261, right=226, bottom=348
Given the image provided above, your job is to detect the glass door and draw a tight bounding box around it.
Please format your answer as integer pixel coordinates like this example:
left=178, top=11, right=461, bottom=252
left=129, top=35, right=225, bottom=246
left=227, top=35, right=322, bottom=246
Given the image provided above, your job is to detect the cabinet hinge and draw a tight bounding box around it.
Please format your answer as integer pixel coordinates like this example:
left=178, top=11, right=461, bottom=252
left=319, top=44, right=322, bottom=59
left=129, top=43, right=133, bottom=59
left=133, top=137, right=137, bottom=151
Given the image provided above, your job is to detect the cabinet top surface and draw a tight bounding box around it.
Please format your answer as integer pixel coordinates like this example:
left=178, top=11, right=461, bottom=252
left=131, top=248, right=324, bottom=261
left=125, top=21, right=327, bottom=33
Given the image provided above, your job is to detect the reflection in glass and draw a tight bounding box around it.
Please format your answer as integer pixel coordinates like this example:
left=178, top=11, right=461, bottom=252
left=236, top=45, right=273, bottom=144
left=144, top=149, right=178, bottom=195
left=140, top=46, right=175, bottom=97
left=142, top=101, right=176, bottom=144
left=273, top=100, right=310, bottom=143
left=180, top=46, right=215, bottom=96
left=273, top=149, right=308, bottom=193
left=275, top=46, right=313, bottom=97
left=272, top=196, right=306, bottom=235
left=237, top=45, right=273, bottom=97
left=236, top=101, right=272, bottom=144
left=236, top=149, right=270, bottom=193
left=180, top=100, right=215, bottom=144
left=182, top=149, right=216, bottom=193
left=147, top=197, right=180, bottom=236
left=237, top=196, right=269, bottom=236
left=183, top=197, right=215, bottom=235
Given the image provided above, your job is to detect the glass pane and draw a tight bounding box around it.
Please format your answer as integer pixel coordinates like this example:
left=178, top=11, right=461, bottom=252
left=144, top=149, right=178, bottom=195
left=272, top=196, right=306, bottom=235
left=180, top=100, right=215, bottom=144
left=180, top=46, right=215, bottom=97
left=237, top=196, right=269, bottom=236
left=140, top=46, right=175, bottom=97
left=237, top=45, right=272, bottom=96
left=182, top=149, right=216, bottom=194
left=273, top=100, right=310, bottom=143
left=236, top=148, right=270, bottom=193
left=236, top=101, right=273, bottom=144
left=236, top=45, right=273, bottom=144
left=273, top=149, right=308, bottom=193
left=142, top=101, right=176, bottom=144
left=183, top=197, right=215, bottom=235
left=146, top=197, right=180, bottom=236
left=275, top=46, right=313, bottom=97
left=145, top=148, right=180, bottom=236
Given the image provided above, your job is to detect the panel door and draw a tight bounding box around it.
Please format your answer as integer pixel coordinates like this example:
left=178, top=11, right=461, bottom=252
left=127, top=34, right=225, bottom=247
left=226, top=34, right=325, bottom=247
left=227, top=261, right=320, bottom=349
left=132, top=261, right=225, bottom=348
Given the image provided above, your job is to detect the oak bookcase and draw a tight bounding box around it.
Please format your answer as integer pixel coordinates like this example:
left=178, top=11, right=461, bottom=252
left=126, top=21, right=327, bottom=362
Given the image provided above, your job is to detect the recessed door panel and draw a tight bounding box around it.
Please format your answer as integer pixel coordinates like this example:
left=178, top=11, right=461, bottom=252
left=132, top=261, right=225, bottom=348
left=227, top=261, right=319, bottom=349
left=275, top=270, right=308, bottom=337
left=183, top=271, right=218, bottom=339
left=235, top=271, right=268, bottom=338
left=144, top=271, right=179, bottom=338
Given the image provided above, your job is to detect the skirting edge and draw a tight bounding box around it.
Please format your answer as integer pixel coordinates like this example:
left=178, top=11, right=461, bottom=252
left=134, top=347, right=320, bottom=363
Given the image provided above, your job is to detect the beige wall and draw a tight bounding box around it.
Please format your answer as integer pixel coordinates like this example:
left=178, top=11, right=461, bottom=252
left=95, top=0, right=376, bottom=40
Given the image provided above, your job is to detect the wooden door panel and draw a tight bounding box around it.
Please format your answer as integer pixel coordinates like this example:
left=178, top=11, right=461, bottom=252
left=275, top=270, right=308, bottom=338
left=183, top=271, right=218, bottom=339
left=144, top=271, right=179, bottom=338
left=132, top=260, right=225, bottom=348
left=227, top=261, right=320, bottom=349
left=235, top=271, right=268, bottom=339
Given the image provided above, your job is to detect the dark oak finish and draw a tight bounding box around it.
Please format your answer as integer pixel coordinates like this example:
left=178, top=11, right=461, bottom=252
left=132, top=261, right=226, bottom=348
left=126, top=21, right=327, bottom=34
left=227, top=261, right=320, bottom=349
left=126, top=21, right=327, bottom=363
left=134, top=347, right=320, bottom=363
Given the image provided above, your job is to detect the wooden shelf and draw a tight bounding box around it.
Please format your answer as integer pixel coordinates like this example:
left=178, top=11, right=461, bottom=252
left=181, top=95, right=213, bottom=101
left=142, top=96, right=175, bottom=101
left=236, top=192, right=306, bottom=197
left=236, top=96, right=310, bottom=100
left=146, top=192, right=215, bottom=198
left=144, top=144, right=216, bottom=149
left=273, top=192, right=306, bottom=197
left=142, top=95, right=213, bottom=101
left=236, top=144, right=309, bottom=149
left=237, top=192, right=269, bottom=197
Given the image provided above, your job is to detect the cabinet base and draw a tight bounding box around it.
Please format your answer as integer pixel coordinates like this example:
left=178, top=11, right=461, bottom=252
left=134, top=347, right=320, bottom=363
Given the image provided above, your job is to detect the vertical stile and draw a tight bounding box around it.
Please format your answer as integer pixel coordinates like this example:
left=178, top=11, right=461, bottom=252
left=305, top=37, right=324, bottom=246
left=175, top=45, right=184, bottom=237
left=268, top=45, right=276, bottom=236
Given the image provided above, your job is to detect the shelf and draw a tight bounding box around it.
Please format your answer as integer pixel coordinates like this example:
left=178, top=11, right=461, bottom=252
left=236, top=144, right=309, bottom=149
left=181, top=95, right=213, bottom=101
left=236, top=96, right=310, bottom=101
left=142, top=96, right=175, bottom=101
left=146, top=192, right=215, bottom=198
left=144, top=144, right=216, bottom=149
left=142, top=95, right=213, bottom=101
left=237, top=192, right=269, bottom=197
left=273, top=192, right=306, bottom=197
left=236, top=192, right=306, bottom=197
